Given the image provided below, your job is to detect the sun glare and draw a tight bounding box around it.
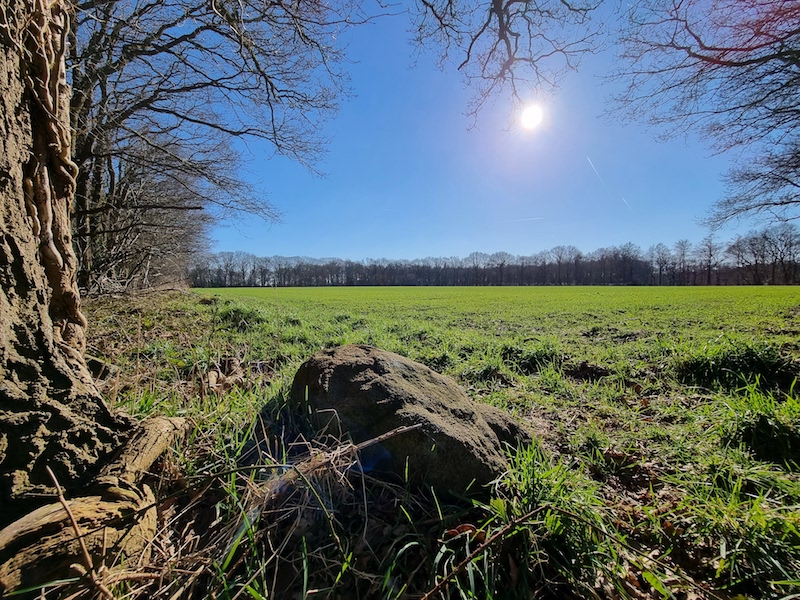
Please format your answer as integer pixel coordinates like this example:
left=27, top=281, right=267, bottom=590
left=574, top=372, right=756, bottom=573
left=520, top=104, right=544, bottom=130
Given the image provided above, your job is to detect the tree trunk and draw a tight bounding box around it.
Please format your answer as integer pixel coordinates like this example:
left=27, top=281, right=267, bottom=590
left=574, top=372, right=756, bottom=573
left=0, top=0, right=131, bottom=526
left=1, top=8, right=187, bottom=592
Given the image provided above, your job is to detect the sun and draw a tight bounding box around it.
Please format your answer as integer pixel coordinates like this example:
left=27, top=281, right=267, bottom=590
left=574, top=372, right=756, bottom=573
left=520, top=104, right=544, bottom=130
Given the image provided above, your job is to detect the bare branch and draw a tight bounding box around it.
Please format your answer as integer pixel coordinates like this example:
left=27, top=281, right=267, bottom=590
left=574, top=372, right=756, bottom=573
left=413, top=0, right=604, bottom=116
left=612, top=0, right=800, bottom=226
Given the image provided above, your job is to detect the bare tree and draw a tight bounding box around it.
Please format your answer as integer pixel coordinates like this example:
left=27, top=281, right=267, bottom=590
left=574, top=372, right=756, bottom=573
left=726, top=230, right=774, bottom=283
left=550, top=245, right=569, bottom=284
left=648, top=242, right=672, bottom=285
left=766, top=223, right=800, bottom=283
left=714, top=142, right=800, bottom=225
left=67, top=0, right=356, bottom=289
left=673, top=238, right=692, bottom=285
left=489, top=251, right=514, bottom=284
left=695, top=234, right=721, bottom=285
left=78, top=139, right=212, bottom=292
left=618, top=241, right=643, bottom=283
left=467, top=251, right=490, bottom=284
left=532, top=249, right=552, bottom=284
left=615, top=0, right=800, bottom=225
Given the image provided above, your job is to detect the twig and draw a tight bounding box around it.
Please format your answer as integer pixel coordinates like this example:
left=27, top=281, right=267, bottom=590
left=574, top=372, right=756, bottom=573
left=46, top=466, right=114, bottom=600
left=355, top=423, right=424, bottom=451
left=422, top=498, right=725, bottom=600
left=105, top=571, right=164, bottom=584
left=421, top=505, right=549, bottom=600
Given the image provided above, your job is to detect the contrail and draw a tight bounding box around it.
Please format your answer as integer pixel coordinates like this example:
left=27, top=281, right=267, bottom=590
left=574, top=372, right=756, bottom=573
left=587, top=156, right=632, bottom=210
left=508, top=217, right=545, bottom=222
left=586, top=156, right=612, bottom=195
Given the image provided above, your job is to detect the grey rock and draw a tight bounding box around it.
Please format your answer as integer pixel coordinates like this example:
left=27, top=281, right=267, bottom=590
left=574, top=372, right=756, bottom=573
left=289, top=345, right=531, bottom=496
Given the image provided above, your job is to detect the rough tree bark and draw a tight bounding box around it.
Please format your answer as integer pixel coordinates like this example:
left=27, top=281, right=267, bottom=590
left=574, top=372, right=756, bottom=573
left=0, top=0, right=185, bottom=592
left=0, top=0, right=131, bottom=521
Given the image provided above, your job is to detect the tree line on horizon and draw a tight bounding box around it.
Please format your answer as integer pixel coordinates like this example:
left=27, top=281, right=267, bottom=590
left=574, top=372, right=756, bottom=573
left=189, top=223, right=799, bottom=288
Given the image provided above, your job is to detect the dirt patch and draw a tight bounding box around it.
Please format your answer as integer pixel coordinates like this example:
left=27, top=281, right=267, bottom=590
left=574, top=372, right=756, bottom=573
left=564, top=361, right=611, bottom=381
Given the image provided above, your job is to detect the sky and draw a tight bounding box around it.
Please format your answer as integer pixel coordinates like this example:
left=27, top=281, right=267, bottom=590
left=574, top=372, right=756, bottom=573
left=211, top=9, right=747, bottom=261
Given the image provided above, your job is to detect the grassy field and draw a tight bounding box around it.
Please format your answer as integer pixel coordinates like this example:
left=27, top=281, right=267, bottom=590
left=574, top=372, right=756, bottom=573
left=84, top=286, right=800, bottom=599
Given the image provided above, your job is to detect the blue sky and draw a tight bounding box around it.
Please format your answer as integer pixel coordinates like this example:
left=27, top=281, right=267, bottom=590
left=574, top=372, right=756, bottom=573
left=212, top=10, right=745, bottom=260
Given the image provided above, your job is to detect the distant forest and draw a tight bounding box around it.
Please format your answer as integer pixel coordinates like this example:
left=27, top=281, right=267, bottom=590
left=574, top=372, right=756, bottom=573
left=190, top=224, right=800, bottom=287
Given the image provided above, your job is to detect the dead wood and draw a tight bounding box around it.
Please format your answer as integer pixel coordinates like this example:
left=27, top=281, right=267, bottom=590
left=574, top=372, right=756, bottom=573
left=0, top=416, right=188, bottom=595
left=0, top=485, right=156, bottom=593
left=97, top=416, right=188, bottom=489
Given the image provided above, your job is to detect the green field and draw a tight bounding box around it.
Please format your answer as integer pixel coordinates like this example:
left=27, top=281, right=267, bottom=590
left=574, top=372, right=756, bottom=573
left=86, top=286, right=800, bottom=599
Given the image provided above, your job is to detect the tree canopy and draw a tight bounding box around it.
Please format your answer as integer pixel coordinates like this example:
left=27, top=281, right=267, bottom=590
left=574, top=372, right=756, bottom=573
left=615, top=0, right=800, bottom=225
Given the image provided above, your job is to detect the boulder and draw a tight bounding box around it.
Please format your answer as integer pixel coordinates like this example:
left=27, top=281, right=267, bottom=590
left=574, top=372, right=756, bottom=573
left=289, top=345, right=531, bottom=496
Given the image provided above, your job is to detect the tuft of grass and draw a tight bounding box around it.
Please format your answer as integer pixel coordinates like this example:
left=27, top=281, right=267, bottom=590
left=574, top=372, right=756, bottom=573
left=672, top=338, right=798, bottom=392
left=488, top=442, right=613, bottom=597
left=669, top=464, right=800, bottom=597
left=413, top=348, right=454, bottom=372
left=735, top=413, right=800, bottom=467
left=218, top=303, right=266, bottom=332
left=459, top=352, right=515, bottom=386
left=721, top=386, right=800, bottom=468
left=501, top=339, right=562, bottom=375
